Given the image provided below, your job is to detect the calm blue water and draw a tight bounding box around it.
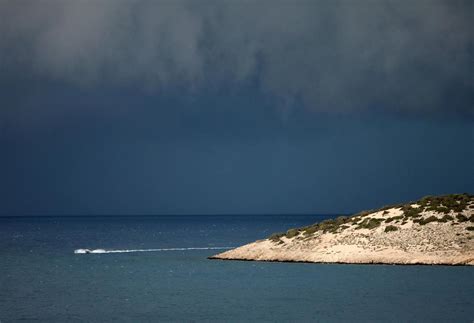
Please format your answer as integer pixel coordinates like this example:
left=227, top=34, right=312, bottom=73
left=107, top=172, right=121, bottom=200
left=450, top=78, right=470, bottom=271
left=1, top=215, right=473, bottom=322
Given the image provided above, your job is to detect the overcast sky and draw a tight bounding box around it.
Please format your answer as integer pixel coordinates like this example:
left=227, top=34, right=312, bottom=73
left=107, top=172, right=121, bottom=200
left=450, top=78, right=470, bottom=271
left=1, top=0, right=473, bottom=215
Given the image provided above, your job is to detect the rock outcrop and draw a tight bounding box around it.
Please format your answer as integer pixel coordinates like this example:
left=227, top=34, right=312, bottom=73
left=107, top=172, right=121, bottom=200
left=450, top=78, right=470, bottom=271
left=210, top=194, right=474, bottom=265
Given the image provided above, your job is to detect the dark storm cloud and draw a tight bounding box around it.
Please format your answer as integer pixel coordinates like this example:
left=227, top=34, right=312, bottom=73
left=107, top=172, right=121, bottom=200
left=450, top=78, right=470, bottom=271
left=0, top=0, right=472, bottom=114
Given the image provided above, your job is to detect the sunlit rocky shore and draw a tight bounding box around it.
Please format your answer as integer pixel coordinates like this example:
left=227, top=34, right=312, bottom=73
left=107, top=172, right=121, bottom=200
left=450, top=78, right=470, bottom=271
left=210, top=194, right=474, bottom=265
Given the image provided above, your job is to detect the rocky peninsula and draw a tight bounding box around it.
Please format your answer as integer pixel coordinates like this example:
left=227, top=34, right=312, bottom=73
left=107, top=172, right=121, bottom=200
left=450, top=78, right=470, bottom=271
left=210, top=194, right=474, bottom=265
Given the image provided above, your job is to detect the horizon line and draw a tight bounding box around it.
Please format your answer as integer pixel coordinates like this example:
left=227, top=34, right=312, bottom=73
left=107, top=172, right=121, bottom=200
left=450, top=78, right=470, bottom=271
left=0, top=213, right=346, bottom=218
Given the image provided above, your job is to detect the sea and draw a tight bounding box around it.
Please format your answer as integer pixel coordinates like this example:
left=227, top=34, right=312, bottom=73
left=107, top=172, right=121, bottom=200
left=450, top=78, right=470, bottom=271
left=1, top=215, right=473, bottom=322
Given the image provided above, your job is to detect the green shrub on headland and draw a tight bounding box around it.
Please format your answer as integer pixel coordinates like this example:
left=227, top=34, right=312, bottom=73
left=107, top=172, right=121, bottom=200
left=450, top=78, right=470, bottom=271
left=384, top=225, right=398, bottom=233
left=402, top=205, right=423, bottom=218
left=286, top=229, right=299, bottom=238
left=414, top=216, right=438, bottom=225
left=269, top=232, right=285, bottom=242
left=300, top=216, right=353, bottom=235
left=437, top=214, right=454, bottom=223
left=456, top=214, right=468, bottom=222
left=266, top=193, right=474, bottom=241
left=356, top=218, right=382, bottom=230
left=385, top=215, right=403, bottom=223
left=421, top=194, right=471, bottom=213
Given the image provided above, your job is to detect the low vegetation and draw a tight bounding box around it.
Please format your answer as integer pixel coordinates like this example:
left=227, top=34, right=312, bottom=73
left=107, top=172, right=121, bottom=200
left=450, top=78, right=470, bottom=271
left=438, top=214, right=454, bottom=223
left=401, top=205, right=423, bottom=218
left=384, top=225, right=398, bottom=233
left=413, top=216, right=438, bottom=225
left=456, top=214, right=469, bottom=222
left=269, top=232, right=285, bottom=242
left=298, top=216, right=353, bottom=236
left=285, top=229, right=299, bottom=238
left=356, top=218, right=382, bottom=230
left=385, top=215, right=403, bottom=223
left=267, top=193, right=474, bottom=242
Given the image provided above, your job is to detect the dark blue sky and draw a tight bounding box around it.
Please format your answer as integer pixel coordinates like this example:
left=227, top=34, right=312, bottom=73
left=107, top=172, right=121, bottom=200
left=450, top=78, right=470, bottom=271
left=1, top=1, right=473, bottom=215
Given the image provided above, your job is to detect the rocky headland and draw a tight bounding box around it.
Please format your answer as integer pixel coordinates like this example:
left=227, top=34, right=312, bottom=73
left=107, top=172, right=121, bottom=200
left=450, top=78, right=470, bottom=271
left=210, top=194, right=474, bottom=265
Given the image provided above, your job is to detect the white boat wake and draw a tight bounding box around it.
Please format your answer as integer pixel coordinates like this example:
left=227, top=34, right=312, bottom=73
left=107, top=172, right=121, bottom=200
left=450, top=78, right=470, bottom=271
left=74, top=247, right=234, bottom=254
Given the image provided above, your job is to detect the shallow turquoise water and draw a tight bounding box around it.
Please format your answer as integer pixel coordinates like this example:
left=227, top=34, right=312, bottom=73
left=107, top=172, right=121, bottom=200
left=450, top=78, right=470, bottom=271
left=1, top=216, right=473, bottom=322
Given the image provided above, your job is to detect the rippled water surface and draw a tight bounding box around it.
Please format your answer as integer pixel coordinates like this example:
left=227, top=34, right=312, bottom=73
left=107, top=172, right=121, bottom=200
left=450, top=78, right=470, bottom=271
left=1, top=216, right=473, bottom=322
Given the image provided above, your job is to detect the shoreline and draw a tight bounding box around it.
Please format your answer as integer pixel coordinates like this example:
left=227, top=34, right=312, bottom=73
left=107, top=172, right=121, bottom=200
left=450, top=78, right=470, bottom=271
left=210, top=194, right=474, bottom=266
left=210, top=240, right=474, bottom=266
left=208, top=256, right=473, bottom=267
